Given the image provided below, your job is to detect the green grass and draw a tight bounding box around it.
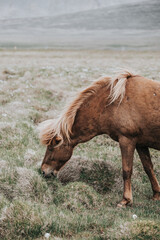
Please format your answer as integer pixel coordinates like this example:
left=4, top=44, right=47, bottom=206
left=0, top=49, right=160, bottom=239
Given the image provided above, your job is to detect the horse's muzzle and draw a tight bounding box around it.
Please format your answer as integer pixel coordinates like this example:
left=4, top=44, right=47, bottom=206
left=42, top=169, right=58, bottom=178
left=42, top=170, right=53, bottom=178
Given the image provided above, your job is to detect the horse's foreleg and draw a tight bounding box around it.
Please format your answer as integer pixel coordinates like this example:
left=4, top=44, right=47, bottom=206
left=117, top=136, right=136, bottom=207
left=136, top=146, right=160, bottom=200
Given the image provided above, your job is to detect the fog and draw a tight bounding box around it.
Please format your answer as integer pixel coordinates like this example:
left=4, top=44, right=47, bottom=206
left=0, top=0, right=160, bottom=49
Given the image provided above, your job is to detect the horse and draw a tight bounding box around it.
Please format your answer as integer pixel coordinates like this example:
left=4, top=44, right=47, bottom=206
left=39, top=70, right=160, bottom=207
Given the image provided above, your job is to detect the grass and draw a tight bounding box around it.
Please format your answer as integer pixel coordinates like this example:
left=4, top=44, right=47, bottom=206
left=0, top=49, right=160, bottom=239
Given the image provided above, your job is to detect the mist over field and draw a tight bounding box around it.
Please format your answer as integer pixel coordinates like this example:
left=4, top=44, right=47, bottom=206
left=0, top=0, right=160, bottom=49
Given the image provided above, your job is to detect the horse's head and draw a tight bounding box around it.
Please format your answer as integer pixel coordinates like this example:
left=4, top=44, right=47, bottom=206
left=41, top=134, right=73, bottom=177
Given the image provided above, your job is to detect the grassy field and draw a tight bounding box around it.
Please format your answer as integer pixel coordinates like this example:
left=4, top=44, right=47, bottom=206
left=0, top=49, right=160, bottom=240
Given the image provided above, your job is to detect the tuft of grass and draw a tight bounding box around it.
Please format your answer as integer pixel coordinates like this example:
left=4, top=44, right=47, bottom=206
left=0, top=166, right=53, bottom=203
left=0, top=199, right=114, bottom=240
left=58, top=157, right=118, bottom=194
left=0, top=194, right=9, bottom=214
left=0, top=167, right=18, bottom=200
left=33, top=88, right=63, bottom=112
left=0, top=200, right=46, bottom=240
left=80, top=160, right=117, bottom=194
left=117, top=220, right=160, bottom=240
left=14, top=167, right=53, bottom=203
left=53, top=182, right=101, bottom=212
left=28, top=111, right=44, bottom=124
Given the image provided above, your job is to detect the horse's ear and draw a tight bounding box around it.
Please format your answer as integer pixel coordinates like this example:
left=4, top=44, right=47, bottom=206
left=51, top=135, right=62, bottom=146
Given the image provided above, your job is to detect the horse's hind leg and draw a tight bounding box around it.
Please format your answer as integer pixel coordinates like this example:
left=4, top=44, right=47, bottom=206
left=136, top=146, right=160, bottom=200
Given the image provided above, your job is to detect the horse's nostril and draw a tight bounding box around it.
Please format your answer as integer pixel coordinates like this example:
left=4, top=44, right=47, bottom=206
left=42, top=171, right=45, bottom=175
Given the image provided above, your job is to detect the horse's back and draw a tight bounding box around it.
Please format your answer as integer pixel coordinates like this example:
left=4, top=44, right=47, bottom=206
left=109, top=76, right=160, bottom=149
left=126, top=76, right=160, bottom=122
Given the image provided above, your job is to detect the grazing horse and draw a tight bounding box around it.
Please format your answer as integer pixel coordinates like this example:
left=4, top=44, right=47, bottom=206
left=39, top=71, right=160, bottom=207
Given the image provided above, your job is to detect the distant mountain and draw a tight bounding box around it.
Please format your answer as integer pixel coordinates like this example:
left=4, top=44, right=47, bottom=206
left=0, top=0, right=147, bottom=19
left=0, top=0, right=159, bottom=49
left=30, top=1, right=160, bottom=30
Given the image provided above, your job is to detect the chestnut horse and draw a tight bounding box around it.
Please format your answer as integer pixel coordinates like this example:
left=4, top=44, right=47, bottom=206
left=39, top=71, right=160, bottom=207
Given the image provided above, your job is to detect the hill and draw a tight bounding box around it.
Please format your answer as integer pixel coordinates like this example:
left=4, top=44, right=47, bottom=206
left=0, top=0, right=159, bottom=49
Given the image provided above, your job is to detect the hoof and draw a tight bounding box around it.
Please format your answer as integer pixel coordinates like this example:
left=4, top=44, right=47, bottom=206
left=152, top=192, right=160, bottom=201
left=117, top=199, right=133, bottom=208
left=117, top=203, right=126, bottom=208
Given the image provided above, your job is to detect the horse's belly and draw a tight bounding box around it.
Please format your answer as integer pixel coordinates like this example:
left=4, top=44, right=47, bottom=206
left=137, top=130, right=160, bottom=150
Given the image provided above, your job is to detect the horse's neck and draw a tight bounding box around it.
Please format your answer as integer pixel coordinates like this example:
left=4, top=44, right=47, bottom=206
left=70, top=82, right=110, bottom=146
left=71, top=105, right=103, bottom=146
left=72, top=127, right=98, bottom=146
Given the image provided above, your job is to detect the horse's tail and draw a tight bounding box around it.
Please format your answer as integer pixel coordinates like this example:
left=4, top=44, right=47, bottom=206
left=108, top=70, right=135, bottom=105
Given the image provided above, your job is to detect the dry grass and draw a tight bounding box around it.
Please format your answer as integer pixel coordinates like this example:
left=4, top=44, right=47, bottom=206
left=0, top=49, right=160, bottom=239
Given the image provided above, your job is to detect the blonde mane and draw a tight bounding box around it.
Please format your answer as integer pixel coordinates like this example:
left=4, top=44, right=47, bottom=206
left=39, top=70, right=135, bottom=145
left=109, top=70, right=135, bottom=104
